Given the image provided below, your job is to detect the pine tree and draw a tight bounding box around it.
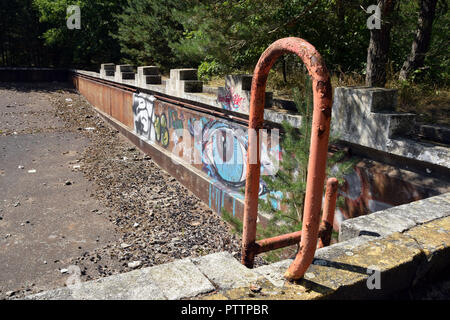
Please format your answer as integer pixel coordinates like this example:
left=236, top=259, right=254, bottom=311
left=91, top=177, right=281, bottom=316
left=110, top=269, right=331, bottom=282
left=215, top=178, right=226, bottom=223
left=257, top=75, right=355, bottom=261
left=114, top=0, right=191, bottom=70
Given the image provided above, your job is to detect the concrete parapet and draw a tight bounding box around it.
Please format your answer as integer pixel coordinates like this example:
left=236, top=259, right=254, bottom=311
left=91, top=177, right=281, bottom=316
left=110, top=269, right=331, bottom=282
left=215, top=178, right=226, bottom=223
left=191, top=252, right=259, bottom=290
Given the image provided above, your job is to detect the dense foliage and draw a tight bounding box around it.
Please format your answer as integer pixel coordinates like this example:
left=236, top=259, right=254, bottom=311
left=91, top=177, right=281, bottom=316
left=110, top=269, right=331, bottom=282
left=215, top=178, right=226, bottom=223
left=0, top=0, right=448, bottom=83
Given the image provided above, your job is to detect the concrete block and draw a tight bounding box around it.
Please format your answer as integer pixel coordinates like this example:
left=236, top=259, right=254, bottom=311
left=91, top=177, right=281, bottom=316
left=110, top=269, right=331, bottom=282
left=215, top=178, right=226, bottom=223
left=144, top=75, right=162, bottom=85
left=314, top=235, right=375, bottom=263
left=138, top=66, right=159, bottom=76
left=182, top=80, right=203, bottom=93
left=147, top=258, right=214, bottom=300
left=339, top=193, right=450, bottom=242
left=225, top=74, right=252, bottom=91
left=371, top=112, right=416, bottom=139
left=335, top=86, right=398, bottom=114
left=137, top=66, right=162, bottom=87
left=101, top=63, right=115, bottom=71
left=26, top=267, right=167, bottom=300
left=254, top=236, right=374, bottom=288
left=404, top=216, right=450, bottom=285
left=100, top=64, right=115, bottom=79
left=253, top=259, right=293, bottom=288
left=191, top=252, right=259, bottom=290
left=114, top=65, right=136, bottom=83
left=167, top=69, right=203, bottom=96
left=394, top=194, right=450, bottom=224
left=121, top=72, right=135, bottom=80
left=177, top=69, right=198, bottom=81
left=116, top=65, right=134, bottom=73
left=339, top=209, right=416, bottom=242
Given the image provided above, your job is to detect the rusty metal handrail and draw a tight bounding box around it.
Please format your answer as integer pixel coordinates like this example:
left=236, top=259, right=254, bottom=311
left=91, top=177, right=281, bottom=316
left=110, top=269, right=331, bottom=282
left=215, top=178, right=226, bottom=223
left=241, top=37, right=333, bottom=281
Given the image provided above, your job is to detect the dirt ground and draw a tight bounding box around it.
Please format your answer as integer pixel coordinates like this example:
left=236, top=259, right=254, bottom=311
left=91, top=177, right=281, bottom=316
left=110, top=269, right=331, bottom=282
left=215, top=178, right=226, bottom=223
left=0, top=83, right=266, bottom=299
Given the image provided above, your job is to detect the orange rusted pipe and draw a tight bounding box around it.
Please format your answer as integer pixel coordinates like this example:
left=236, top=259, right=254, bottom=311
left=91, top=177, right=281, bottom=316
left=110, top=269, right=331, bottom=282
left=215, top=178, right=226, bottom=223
left=241, top=37, right=332, bottom=281
left=255, top=231, right=302, bottom=254
left=318, top=178, right=339, bottom=249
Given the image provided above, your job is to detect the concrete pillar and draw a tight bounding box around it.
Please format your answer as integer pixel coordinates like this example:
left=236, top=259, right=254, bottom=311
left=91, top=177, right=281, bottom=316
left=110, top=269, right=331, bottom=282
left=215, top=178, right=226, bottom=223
left=100, top=63, right=115, bottom=79
left=217, top=74, right=273, bottom=114
left=167, top=69, right=203, bottom=96
left=114, top=65, right=136, bottom=83
left=137, top=66, right=162, bottom=87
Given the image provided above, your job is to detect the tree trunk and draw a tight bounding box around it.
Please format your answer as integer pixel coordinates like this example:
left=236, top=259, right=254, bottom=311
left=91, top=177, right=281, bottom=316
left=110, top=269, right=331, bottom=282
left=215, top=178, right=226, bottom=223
left=399, top=0, right=437, bottom=81
left=365, top=0, right=396, bottom=87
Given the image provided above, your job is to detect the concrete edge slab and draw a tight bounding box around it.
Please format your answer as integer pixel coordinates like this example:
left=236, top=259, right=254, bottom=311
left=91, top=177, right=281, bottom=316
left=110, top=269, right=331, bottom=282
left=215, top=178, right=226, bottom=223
left=339, top=192, right=450, bottom=242
left=191, top=252, right=259, bottom=290
left=205, top=216, right=450, bottom=300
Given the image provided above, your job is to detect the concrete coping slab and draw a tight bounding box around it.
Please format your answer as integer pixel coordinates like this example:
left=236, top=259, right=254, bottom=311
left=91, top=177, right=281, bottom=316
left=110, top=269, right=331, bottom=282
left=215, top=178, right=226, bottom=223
left=339, top=192, right=450, bottom=242
left=191, top=252, right=259, bottom=290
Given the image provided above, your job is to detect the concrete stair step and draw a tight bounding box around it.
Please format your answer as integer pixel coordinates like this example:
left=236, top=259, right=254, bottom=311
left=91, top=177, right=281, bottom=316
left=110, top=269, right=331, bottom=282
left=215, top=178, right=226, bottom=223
left=101, top=63, right=115, bottom=71
left=121, top=72, right=135, bottom=80
left=116, top=65, right=134, bottom=73
left=139, top=66, right=159, bottom=76
left=144, top=75, right=162, bottom=85
left=371, top=112, right=416, bottom=138
left=418, top=124, right=450, bottom=144
left=225, top=74, right=253, bottom=91
left=182, top=80, right=203, bottom=93
left=173, top=69, right=198, bottom=81
left=335, top=86, right=398, bottom=114
left=104, top=70, right=115, bottom=77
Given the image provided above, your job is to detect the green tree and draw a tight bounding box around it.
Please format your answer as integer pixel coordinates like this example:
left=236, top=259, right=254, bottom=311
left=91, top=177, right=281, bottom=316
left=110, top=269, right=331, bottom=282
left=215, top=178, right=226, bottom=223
left=114, top=0, right=192, bottom=71
left=257, top=76, right=354, bottom=261
left=0, top=0, right=44, bottom=66
left=33, top=0, right=124, bottom=68
left=171, top=1, right=372, bottom=76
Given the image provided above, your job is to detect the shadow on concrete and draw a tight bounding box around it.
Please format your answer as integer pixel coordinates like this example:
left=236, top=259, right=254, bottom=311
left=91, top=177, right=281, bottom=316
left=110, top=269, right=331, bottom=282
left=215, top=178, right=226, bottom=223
left=313, top=258, right=369, bottom=275
left=0, top=82, right=76, bottom=94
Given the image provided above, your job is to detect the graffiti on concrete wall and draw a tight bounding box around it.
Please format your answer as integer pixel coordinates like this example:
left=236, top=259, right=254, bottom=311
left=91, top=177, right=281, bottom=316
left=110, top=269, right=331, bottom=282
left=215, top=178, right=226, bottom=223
left=133, top=93, right=169, bottom=147
left=133, top=93, right=155, bottom=140
left=217, top=88, right=247, bottom=113
left=133, top=92, right=281, bottom=212
left=187, top=117, right=280, bottom=196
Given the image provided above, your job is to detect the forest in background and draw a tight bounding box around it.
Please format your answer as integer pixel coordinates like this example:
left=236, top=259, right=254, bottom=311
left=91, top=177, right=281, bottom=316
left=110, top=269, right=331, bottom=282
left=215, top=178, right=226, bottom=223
left=1, top=1, right=449, bottom=123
